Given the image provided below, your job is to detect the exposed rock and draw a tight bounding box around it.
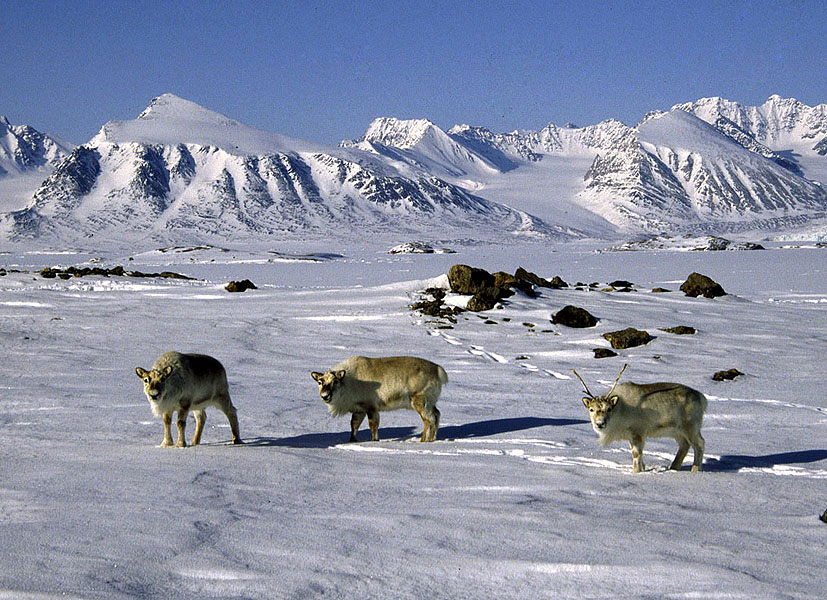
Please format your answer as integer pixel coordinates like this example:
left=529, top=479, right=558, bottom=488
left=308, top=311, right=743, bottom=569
left=609, top=280, right=634, bottom=289
left=388, top=241, right=436, bottom=254
left=514, top=267, right=568, bottom=289
left=603, top=328, right=653, bottom=349
left=660, top=326, right=696, bottom=335
left=651, top=287, right=671, bottom=293
left=467, top=287, right=505, bottom=312
left=680, top=272, right=727, bottom=298
left=593, top=348, right=619, bottom=359
left=820, top=509, right=827, bottom=524
left=551, top=305, right=599, bottom=328
left=225, top=279, right=257, bottom=293
left=448, top=264, right=495, bottom=295
left=712, top=368, right=744, bottom=381
left=38, top=265, right=194, bottom=280
left=494, top=271, right=534, bottom=297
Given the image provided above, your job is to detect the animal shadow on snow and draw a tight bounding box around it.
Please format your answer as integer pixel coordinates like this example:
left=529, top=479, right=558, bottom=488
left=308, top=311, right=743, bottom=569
left=245, top=416, right=586, bottom=449
left=703, top=449, right=827, bottom=472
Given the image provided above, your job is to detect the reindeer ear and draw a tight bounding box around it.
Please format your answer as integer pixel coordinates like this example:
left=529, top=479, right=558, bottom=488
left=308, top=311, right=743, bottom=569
left=582, top=397, right=592, bottom=408
left=162, top=366, right=173, bottom=378
left=311, top=371, right=324, bottom=383
left=135, top=367, right=148, bottom=379
left=335, top=370, right=346, bottom=381
left=609, top=395, right=619, bottom=407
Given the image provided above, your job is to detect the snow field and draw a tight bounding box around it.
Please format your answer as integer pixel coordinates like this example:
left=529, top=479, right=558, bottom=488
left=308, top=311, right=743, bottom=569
left=0, top=243, right=825, bottom=599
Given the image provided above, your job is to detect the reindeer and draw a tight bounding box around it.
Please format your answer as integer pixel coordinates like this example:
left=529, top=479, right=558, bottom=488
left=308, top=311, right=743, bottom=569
left=574, top=365, right=707, bottom=473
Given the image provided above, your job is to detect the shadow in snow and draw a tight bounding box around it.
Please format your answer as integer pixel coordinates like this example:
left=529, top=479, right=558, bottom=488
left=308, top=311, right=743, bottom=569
left=244, top=416, right=586, bottom=448
left=704, top=449, right=827, bottom=472
left=439, top=417, right=587, bottom=440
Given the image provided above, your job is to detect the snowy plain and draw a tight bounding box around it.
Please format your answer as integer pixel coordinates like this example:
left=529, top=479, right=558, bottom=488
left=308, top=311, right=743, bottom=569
left=0, top=237, right=825, bottom=599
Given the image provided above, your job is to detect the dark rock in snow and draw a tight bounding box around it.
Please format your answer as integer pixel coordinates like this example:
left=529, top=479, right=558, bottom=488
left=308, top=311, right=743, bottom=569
left=603, top=328, right=653, bottom=349
left=680, top=272, right=727, bottom=298
left=467, top=287, right=506, bottom=312
left=660, top=326, right=696, bottom=335
left=712, top=368, right=744, bottom=381
left=593, top=348, right=619, bottom=359
left=448, top=264, right=495, bottom=295
left=551, top=305, right=599, bottom=328
left=226, top=279, right=257, bottom=293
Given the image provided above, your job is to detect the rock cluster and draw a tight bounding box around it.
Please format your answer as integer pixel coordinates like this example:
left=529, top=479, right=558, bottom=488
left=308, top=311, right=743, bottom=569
left=39, top=266, right=194, bottom=280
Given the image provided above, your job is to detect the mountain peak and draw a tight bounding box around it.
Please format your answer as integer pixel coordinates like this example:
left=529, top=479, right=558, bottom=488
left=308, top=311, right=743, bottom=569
left=137, top=94, right=238, bottom=127
left=362, top=117, right=441, bottom=149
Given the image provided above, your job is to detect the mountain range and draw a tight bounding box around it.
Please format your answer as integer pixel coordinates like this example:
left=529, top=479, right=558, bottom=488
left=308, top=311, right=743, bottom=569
left=1, top=93, right=826, bottom=246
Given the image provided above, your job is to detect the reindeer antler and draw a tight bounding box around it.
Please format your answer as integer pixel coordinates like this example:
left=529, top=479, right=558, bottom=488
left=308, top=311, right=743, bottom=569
left=606, top=363, right=628, bottom=396
left=571, top=369, right=595, bottom=399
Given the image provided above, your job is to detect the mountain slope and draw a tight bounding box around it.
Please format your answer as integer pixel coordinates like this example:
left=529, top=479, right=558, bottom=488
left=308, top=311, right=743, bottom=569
left=0, top=116, right=73, bottom=212
left=351, top=99, right=827, bottom=235
left=2, top=95, right=556, bottom=245
left=577, top=109, right=827, bottom=230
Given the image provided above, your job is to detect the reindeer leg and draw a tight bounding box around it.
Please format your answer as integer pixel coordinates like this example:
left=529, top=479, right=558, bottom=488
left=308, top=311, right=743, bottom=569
left=350, top=412, right=366, bottom=442
left=160, top=413, right=174, bottom=447
left=690, top=431, right=705, bottom=472
left=367, top=409, right=380, bottom=441
left=630, top=436, right=645, bottom=473
left=176, top=408, right=189, bottom=448
left=671, top=437, right=691, bottom=470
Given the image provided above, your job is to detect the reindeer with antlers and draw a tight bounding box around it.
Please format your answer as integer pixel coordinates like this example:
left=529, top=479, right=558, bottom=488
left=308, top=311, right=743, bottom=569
left=573, top=365, right=708, bottom=473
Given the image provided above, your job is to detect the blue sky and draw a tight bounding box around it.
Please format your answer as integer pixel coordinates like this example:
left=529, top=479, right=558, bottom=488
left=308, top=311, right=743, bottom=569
left=4, top=0, right=826, bottom=146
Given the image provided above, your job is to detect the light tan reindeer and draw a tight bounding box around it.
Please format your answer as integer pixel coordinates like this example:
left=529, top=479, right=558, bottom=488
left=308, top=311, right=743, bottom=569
left=574, top=364, right=707, bottom=473
left=311, top=355, right=447, bottom=442
left=135, top=351, right=242, bottom=447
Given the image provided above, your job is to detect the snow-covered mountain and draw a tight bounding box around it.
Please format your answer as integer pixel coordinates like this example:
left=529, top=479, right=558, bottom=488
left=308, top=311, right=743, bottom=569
left=0, top=116, right=71, bottom=177
left=1, top=95, right=554, bottom=245
left=3, top=93, right=827, bottom=245
left=347, top=97, right=827, bottom=234
left=0, top=116, right=73, bottom=212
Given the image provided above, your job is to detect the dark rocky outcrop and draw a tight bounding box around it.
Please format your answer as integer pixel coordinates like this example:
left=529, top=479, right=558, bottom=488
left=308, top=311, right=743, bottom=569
left=660, top=326, right=696, bottom=335
left=593, top=348, right=619, bottom=359
left=448, top=264, right=495, bottom=295
left=712, top=368, right=744, bottom=381
left=680, top=272, right=727, bottom=298
left=551, top=305, right=599, bottom=328
left=603, top=328, right=653, bottom=349
left=467, top=287, right=506, bottom=312
left=38, top=266, right=194, bottom=280
left=225, top=279, right=257, bottom=292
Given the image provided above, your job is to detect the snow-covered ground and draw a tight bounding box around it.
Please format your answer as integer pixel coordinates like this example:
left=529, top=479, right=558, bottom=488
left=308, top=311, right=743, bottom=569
left=1, top=239, right=825, bottom=599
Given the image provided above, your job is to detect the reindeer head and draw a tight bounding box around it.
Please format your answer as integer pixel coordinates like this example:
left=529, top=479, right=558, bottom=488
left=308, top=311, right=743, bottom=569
left=311, top=369, right=346, bottom=403
left=135, top=365, right=174, bottom=400
left=573, top=364, right=627, bottom=432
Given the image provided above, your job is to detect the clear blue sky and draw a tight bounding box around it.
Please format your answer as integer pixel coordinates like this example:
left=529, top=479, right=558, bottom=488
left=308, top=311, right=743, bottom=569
left=4, top=0, right=826, bottom=146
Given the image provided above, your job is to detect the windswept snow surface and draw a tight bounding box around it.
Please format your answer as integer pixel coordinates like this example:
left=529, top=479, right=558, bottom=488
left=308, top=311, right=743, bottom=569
left=0, top=240, right=825, bottom=599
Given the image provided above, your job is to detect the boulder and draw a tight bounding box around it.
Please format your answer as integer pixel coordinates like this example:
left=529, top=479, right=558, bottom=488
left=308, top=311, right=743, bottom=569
left=680, top=272, right=727, bottom=298
left=593, top=348, right=618, bottom=359
left=467, top=287, right=504, bottom=312
left=551, top=305, right=598, bottom=328
left=225, top=279, right=257, bottom=293
left=603, top=328, right=653, bottom=349
left=660, top=326, right=696, bottom=335
left=448, top=265, right=495, bottom=295
left=712, top=368, right=744, bottom=381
